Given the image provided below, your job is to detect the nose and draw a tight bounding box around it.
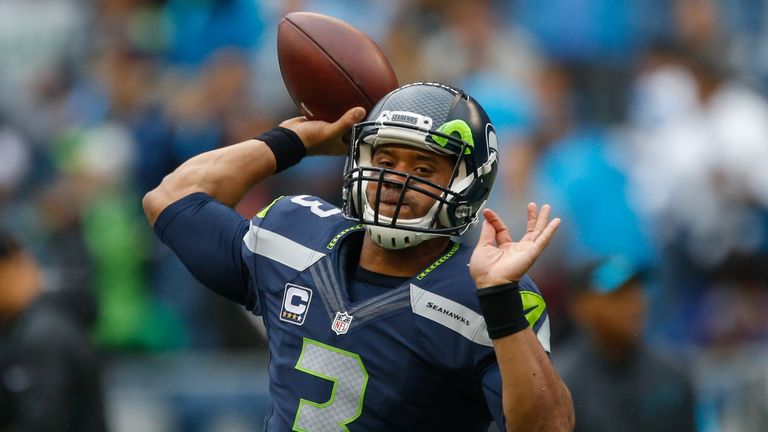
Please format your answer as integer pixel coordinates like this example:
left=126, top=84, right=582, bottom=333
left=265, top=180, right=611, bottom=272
left=380, top=169, right=408, bottom=189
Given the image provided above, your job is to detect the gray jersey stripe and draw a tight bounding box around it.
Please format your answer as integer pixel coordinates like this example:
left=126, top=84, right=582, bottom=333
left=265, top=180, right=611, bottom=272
left=350, top=290, right=410, bottom=316
left=354, top=299, right=412, bottom=325
left=309, top=265, right=340, bottom=319
left=319, top=257, right=346, bottom=311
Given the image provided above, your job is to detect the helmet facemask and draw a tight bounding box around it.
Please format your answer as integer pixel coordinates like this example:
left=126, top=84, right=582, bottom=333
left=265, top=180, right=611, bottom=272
left=342, top=82, right=498, bottom=250
left=343, top=113, right=492, bottom=249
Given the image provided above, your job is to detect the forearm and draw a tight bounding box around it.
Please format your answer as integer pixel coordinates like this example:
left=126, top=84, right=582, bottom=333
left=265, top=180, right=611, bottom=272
left=494, top=330, right=574, bottom=431
left=143, top=139, right=276, bottom=225
left=142, top=107, right=365, bottom=226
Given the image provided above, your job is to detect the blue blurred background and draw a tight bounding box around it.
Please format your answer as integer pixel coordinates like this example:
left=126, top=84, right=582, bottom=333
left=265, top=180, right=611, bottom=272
left=1, top=0, right=768, bottom=431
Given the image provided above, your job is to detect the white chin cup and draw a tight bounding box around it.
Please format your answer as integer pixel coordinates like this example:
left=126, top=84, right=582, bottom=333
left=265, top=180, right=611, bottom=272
left=366, top=225, right=433, bottom=250
left=362, top=200, right=442, bottom=249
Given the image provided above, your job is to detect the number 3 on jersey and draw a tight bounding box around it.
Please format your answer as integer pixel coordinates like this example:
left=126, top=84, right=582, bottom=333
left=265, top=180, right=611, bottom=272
left=293, top=338, right=368, bottom=431
left=291, top=195, right=342, bottom=218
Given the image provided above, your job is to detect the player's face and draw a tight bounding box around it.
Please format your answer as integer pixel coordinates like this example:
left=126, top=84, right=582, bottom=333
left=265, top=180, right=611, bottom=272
left=580, top=281, right=647, bottom=350
left=367, top=144, right=455, bottom=220
left=0, top=252, right=41, bottom=316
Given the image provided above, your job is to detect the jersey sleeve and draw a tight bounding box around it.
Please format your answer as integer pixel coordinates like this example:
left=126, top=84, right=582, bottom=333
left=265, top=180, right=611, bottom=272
left=239, top=194, right=353, bottom=288
left=480, top=363, right=506, bottom=430
left=519, top=275, right=551, bottom=354
left=153, top=192, right=253, bottom=308
left=475, top=275, right=552, bottom=430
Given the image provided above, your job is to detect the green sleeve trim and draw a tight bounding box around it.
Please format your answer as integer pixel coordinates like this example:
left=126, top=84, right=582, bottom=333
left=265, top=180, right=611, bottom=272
left=416, top=242, right=461, bottom=281
left=327, top=224, right=366, bottom=250
left=255, top=196, right=284, bottom=218
left=520, top=290, right=547, bottom=328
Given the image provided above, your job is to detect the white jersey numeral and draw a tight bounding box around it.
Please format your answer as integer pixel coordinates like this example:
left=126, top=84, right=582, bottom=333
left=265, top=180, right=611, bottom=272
left=291, top=195, right=342, bottom=218
left=293, top=338, right=368, bottom=431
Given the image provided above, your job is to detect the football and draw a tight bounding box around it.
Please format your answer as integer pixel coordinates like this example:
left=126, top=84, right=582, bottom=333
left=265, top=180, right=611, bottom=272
left=277, top=12, right=399, bottom=122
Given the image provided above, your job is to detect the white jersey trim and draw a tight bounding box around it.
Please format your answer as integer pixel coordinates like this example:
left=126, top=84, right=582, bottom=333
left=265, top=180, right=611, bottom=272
left=537, top=316, right=551, bottom=354
left=243, top=223, right=327, bottom=271
left=410, top=284, right=552, bottom=353
left=410, top=284, right=493, bottom=347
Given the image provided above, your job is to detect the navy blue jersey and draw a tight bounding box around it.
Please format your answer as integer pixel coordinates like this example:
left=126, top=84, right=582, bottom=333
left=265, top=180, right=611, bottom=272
left=154, top=193, right=551, bottom=431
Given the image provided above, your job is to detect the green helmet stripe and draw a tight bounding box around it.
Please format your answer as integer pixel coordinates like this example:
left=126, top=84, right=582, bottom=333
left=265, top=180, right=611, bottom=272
left=432, top=120, right=474, bottom=154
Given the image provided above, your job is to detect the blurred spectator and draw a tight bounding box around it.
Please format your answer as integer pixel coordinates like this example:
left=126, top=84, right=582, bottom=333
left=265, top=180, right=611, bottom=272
left=297, top=0, right=396, bottom=43
left=511, top=0, right=667, bottom=123
left=675, top=0, right=726, bottom=55
left=503, top=63, right=657, bottom=342
left=165, top=0, right=264, bottom=67
left=0, top=228, right=108, bottom=432
left=514, top=0, right=652, bottom=64
left=63, top=122, right=184, bottom=351
left=420, top=0, right=540, bottom=86
left=557, top=257, right=697, bottom=432
left=94, top=0, right=168, bottom=56
left=168, top=49, right=267, bottom=162
left=627, top=40, right=768, bottom=283
left=0, top=120, right=32, bottom=205
left=1, top=0, right=768, bottom=428
left=694, top=255, right=768, bottom=346
left=383, top=0, right=443, bottom=84
left=515, top=63, right=657, bottom=266
left=0, top=0, right=88, bottom=122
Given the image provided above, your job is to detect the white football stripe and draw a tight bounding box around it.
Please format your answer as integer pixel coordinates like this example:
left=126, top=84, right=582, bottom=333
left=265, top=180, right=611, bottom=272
left=410, top=284, right=493, bottom=347
left=410, top=284, right=552, bottom=353
left=536, top=316, right=551, bottom=354
left=243, top=223, right=326, bottom=271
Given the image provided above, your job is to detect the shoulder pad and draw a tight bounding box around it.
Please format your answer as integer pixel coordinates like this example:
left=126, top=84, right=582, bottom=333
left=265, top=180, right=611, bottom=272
left=254, top=195, right=357, bottom=246
left=243, top=195, right=362, bottom=271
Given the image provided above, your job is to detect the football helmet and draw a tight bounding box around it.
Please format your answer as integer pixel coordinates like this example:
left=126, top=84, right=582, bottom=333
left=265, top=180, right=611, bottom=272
left=342, top=82, right=499, bottom=249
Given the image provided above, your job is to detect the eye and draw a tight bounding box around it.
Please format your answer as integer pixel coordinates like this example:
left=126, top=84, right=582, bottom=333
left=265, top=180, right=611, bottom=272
left=414, top=166, right=435, bottom=176
left=372, top=155, right=395, bottom=168
left=374, top=159, right=394, bottom=168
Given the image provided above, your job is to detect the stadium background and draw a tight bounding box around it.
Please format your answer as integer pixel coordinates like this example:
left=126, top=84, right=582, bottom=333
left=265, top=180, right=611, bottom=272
left=1, top=0, right=768, bottom=430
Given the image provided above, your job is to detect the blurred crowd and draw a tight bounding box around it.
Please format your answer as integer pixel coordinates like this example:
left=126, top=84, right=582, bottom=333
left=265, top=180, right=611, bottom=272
left=1, top=0, right=768, bottom=430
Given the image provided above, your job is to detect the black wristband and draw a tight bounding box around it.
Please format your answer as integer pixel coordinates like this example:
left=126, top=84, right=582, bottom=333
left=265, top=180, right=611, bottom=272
left=255, top=127, right=306, bottom=173
left=477, top=282, right=529, bottom=339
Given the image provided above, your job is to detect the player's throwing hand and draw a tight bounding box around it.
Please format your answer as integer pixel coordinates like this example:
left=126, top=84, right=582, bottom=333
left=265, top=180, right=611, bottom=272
left=279, top=106, right=366, bottom=156
left=470, top=204, right=561, bottom=289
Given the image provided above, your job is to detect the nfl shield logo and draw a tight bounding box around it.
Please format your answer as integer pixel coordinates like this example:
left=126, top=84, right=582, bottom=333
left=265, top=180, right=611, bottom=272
left=332, top=311, right=353, bottom=335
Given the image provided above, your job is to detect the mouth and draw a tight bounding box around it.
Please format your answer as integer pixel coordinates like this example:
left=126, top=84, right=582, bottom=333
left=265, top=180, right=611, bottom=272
left=378, top=198, right=400, bottom=206
left=377, top=202, right=408, bottom=214
left=374, top=196, right=412, bottom=219
left=376, top=193, right=409, bottom=208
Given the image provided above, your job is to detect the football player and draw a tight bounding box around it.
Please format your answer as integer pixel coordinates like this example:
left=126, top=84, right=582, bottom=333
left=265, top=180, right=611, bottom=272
left=143, top=82, right=574, bottom=431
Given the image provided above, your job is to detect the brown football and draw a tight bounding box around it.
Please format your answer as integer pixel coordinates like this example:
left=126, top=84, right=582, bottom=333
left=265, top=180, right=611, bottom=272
left=277, top=12, right=398, bottom=122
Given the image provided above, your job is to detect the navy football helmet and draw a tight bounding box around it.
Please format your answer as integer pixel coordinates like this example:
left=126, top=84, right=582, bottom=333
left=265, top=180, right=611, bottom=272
left=342, top=82, right=499, bottom=249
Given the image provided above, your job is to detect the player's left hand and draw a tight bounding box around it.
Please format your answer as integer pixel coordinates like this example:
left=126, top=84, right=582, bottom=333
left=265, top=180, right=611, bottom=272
left=469, top=204, right=560, bottom=289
